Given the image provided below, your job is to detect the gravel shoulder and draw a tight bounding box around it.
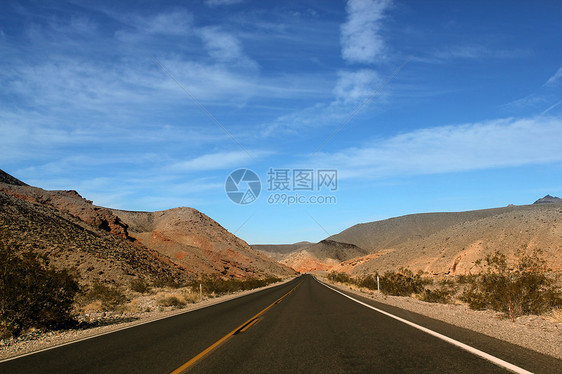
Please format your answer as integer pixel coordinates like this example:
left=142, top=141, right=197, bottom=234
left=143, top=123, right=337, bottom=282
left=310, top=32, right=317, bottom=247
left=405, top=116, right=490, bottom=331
left=322, top=278, right=562, bottom=360
left=0, top=277, right=295, bottom=362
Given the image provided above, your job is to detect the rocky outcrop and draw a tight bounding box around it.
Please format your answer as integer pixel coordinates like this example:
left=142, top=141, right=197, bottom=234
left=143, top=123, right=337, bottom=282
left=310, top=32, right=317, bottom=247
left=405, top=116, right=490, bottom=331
left=0, top=184, right=130, bottom=239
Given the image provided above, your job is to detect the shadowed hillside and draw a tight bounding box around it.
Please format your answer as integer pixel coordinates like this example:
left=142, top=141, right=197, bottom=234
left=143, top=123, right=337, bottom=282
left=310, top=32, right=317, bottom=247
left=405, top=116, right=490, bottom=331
left=0, top=169, right=27, bottom=186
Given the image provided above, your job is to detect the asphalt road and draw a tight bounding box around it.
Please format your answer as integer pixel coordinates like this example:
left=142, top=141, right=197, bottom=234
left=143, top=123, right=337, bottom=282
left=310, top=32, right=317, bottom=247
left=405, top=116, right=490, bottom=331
left=1, top=275, right=560, bottom=373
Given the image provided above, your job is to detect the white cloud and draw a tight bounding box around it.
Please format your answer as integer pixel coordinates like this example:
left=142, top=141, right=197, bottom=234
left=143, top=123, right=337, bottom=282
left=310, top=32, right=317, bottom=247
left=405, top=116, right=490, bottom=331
left=168, top=150, right=268, bottom=172
left=422, top=45, right=527, bottom=63
left=204, top=0, right=244, bottom=7
left=340, top=0, right=391, bottom=64
left=198, top=26, right=258, bottom=71
left=333, top=69, right=380, bottom=103
left=260, top=68, right=385, bottom=136
left=545, top=67, right=562, bottom=86
left=128, top=11, right=193, bottom=36
left=306, top=116, right=562, bottom=179
left=200, top=27, right=244, bottom=61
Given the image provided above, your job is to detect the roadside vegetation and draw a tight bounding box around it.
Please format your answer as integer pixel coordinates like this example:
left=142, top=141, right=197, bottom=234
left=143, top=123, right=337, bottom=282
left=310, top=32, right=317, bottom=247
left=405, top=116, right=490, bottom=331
left=328, top=249, right=561, bottom=320
left=0, top=245, right=79, bottom=338
left=0, top=244, right=283, bottom=339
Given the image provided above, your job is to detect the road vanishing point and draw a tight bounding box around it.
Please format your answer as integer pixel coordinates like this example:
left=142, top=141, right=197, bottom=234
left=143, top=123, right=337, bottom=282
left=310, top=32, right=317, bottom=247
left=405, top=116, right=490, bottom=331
left=1, top=275, right=560, bottom=373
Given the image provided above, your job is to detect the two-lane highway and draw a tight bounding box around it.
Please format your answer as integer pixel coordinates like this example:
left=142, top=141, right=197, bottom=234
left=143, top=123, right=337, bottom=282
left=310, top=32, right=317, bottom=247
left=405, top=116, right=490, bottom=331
left=1, top=275, right=560, bottom=373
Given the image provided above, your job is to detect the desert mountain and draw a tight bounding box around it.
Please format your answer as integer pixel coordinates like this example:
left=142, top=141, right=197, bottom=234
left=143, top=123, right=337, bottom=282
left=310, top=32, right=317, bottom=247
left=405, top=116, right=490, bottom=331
left=0, top=169, right=295, bottom=283
left=534, top=195, right=562, bottom=204
left=0, top=190, right=187, bottom=285
left=0, top=183, right=129, bottom=239
left=251, top=241, right=313, bottom=261
left=256, top=203, right=562, bottom=275
left=111, top=208, right=295, bottom=278
left=279, top=240, right=369, bottom=273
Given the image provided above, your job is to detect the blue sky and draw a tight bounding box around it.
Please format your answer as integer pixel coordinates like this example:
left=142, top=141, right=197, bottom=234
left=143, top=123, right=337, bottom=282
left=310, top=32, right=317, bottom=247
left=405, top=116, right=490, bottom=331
left=1, top=0, right=561, bottom=244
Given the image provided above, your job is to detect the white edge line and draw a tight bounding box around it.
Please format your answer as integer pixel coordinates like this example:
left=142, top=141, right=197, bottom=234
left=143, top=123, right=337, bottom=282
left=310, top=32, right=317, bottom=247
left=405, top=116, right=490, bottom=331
left=316, top=278, right=533, bottom=374
left=0, top=277, right=297, bottom=364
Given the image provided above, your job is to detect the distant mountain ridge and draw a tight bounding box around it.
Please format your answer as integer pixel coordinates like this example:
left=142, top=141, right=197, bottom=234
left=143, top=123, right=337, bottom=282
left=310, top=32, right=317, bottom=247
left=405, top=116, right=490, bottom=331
left=254, top=200, right=562, bottom=275
left=534, top=195, right=562, bottom=204
left=251, top=242, right=313, bottom=261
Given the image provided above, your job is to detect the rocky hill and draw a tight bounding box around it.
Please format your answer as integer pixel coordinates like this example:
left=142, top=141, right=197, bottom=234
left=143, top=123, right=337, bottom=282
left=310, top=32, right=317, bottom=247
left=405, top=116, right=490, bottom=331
left=0, top=169, right=27, bottom=186
left=251, top=242, right=313, bottom=261
left=0, top=191, right=187, bottom=285
left=0, top=169, right=295, bottom=284
left=0, top=184, right=129, bottom=239
left=346, top=203, right=562, bottom=275
left=280, top=240, right=368, bottom=273
left=111, top=208, right=295, bottom=278
left=255, top=203, right=562, bottom=275
left=534, top=195, right=562, bottom=204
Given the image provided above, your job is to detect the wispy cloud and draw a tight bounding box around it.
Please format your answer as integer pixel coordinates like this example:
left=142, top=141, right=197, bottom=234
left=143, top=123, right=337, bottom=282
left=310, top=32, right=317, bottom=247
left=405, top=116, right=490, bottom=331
left=426, top=45, right=526, bottom=62
left=333, top=69, right=381, bottom=103
left=168, top=150, right=269, bottom=172
left=545, top=67, right=562, bottom=86
left=204, top=0, right=244, bottom=7
left=259, top=66, right=388, bottom=136
left=127, top=10, right=193, bottom=36
left=542, top=100, right=562, bottom=115
left=340, top=0, right=391, bottom=64
left=306, top=116, right=562, bottom=179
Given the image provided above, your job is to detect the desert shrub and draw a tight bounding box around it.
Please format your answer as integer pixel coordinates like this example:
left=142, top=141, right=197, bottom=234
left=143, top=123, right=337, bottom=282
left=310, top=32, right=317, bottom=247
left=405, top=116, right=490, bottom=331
left=157, top=296, right=187, bottom=308
left=456, top=274, right=478, bottom=284
left=460, top=250, right=561, bottom=319
left=81, top=282, right=127, bottom=311
left=420, top=282, right=455, bottom=304
left=380, top=268, right=425, bottom=296
left=129, top=278, right=151, bottom=294
left=0, top=247, right=79, bottom=337
left=327, top=271, right=354, bottom=285
left=152, top=278, right=184, bottom=289
left=357, top=274, right=379, bottom=290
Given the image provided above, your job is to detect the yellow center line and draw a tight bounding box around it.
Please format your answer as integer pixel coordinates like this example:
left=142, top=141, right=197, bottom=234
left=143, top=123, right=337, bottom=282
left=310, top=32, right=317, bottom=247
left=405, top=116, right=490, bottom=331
left=170, top=281, right=302, bottom=374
